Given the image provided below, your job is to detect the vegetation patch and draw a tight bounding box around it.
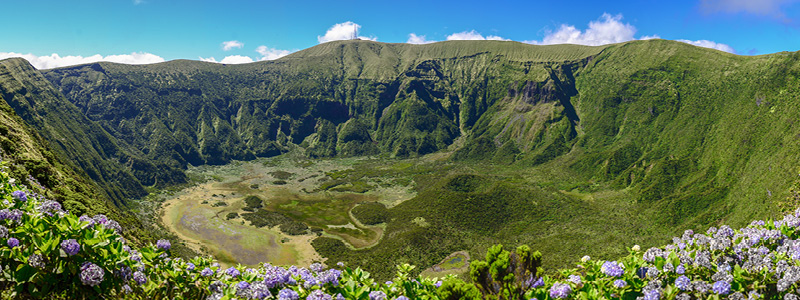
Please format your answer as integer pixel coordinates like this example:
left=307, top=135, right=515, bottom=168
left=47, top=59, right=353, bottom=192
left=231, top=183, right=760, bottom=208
left=243, top=195, right=263, bottom=210
left=269, top=170, right=294, bottom=180
left=351, top=202, right=390, bottom=225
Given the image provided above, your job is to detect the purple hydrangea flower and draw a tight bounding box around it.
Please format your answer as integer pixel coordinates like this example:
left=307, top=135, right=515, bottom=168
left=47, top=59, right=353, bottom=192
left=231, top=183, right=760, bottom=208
left=643, top=289, right=661, bottom=300
left=186, top=262, right=195, bottom=271
left=435, top=280, right=442, bottom=288
left=368, top=291, right=386, bottom=300
left=156, top=239, right=171, bottom=251
left=676, top=264, right=686, bottom=274
left=643, top=248, right=663, bottom=262
left=306, top=290, right=332, bottom=300
left=129, top=250, right=142, bottom=262
left=79, top=215, right=96, bottom=227
left=201, top=267, right=214, bottom=277
left=0, top=225, right=7, bottom=239
left=7, top=209, right=22, bottom=223
left=225, top=266, right=240, bottom=277
left=37, top=200, right=63, bottom=216
left=28, top=253, right=45, bottom=268
left=80, top=262, right=104, bottom=286
left=60, top=239, right=80, bottom=256
left=715, top=225, right=735, bottom=239
left=712, top=280, right=731, bottom=295
left=613, top=279, right=627, bottom=288
left=92, top=214, right=108, bottom=225
left=114, top=265, right=132, bottom=281
left=601, top=261, right=624, bottom=277
left=11, top=191, right=26, bottom=202
left=532, top=277, right=544, bottom=288
left=133, top=271, right=147, bottom=285
left=209, top=281, right=226, bottom=293
left=549, top=282, right=571, bottom=299
left=121, top=284, right=132, bottom=294
left=675, top=275, right=691, bottom=291
left=568, top=274, right=581, bottom=285
left=7, top=237, right=19, bottom=248
left=310, top=263, right=324, bottom=272
left=395, top=297, right=410, bottom=300
left=234, top=281, right=251, bottom=298
left=693, top=281, right=711, bottom=294
left=317, top=269, right=342, bottom=286
left=250, top=282, right=271, bottom=299
left=86, top=215, right=120, bottom=233
left=278, top=288, right=300, bottom=300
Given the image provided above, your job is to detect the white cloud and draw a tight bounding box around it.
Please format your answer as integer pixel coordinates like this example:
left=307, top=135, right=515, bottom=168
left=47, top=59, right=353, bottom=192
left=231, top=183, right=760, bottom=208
left=446, top=31, right=484, bottom=40
left=255, top=46, right=292, bottom=61
left=0, top=52, right=165, bottom=69
left=197, top=55, right=258, bottom=64
left=221, top=40, right=244, bottom=51
left=407, top=33, right=436, bottom=44
left=700, top=0, right=799, bottom=18
left=520, top=14, right=734, bottom=53
left=133, top=0, right=145, bottom=4
left=446, top=30, right=509, bottom=41
left=526, top=13, right=636, bottom=46
left=219, top=55, right=254, bottom=64
left=677, top=39, right=736, bottom=53
left=317, top=21, right=376, bottom=43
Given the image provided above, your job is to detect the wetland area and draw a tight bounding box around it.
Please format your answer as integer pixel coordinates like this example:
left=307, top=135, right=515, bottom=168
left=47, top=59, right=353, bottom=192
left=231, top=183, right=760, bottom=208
left=157, top=155, right=417, bottom=267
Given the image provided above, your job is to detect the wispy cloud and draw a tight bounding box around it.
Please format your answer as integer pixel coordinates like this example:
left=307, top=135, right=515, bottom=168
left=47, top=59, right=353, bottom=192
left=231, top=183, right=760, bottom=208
left=677, top=39, right=736, bottom=53
left=446, top=30, right=509, bottom=41
left=221, top=40, right=244, bottom=51
left=255, top=46, right=292, bottom=61
left=0, top=52, right=165, bottom=69
left=526, top=13, right=636, bottom=46
left=318, top=21, right=376, bottom=43
left=407, top=33, right=436, bottom=44
left=700, top=0, right=799, bottom=20
left=133, top=0, right=145, bottom=4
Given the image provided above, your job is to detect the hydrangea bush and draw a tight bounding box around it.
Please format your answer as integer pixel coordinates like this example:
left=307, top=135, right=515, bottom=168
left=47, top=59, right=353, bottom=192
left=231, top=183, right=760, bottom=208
left=4, top=165, right=800, bottom=299
left=522, top=216, right=800, bottom=300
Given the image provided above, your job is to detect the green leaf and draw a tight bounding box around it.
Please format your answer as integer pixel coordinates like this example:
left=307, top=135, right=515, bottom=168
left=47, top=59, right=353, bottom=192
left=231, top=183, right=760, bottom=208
left=14, top=265, right=36, bottom=283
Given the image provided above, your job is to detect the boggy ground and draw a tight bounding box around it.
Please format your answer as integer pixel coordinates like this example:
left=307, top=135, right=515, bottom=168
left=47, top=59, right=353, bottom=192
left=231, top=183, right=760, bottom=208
left=159, top=154, right=416, bottom=267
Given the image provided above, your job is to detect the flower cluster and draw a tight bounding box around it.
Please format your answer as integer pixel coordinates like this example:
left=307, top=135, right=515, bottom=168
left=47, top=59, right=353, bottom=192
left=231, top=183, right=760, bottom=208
left=524, top=208, right=800, bottom=299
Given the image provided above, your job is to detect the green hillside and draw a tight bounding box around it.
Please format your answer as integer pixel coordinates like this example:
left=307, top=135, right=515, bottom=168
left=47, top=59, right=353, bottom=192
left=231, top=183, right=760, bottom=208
left=0, top=58, right=144, bottom=237
left=0, top=39, right=798, bottom=280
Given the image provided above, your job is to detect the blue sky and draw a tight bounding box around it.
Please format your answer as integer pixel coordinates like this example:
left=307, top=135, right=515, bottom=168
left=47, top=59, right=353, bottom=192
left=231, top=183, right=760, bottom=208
left=1, top=0, right=799, bottom=69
